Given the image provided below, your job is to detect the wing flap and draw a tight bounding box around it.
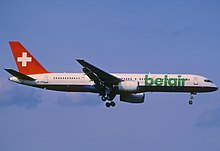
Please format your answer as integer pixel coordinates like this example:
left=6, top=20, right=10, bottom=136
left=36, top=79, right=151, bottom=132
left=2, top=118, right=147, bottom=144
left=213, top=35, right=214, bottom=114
left=83, top=67, right=99, bottom=82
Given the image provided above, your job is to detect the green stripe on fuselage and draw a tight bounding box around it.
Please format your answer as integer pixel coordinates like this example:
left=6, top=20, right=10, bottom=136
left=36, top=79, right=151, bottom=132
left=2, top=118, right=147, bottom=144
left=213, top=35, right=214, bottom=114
left=145, top=75, right=187, bottom=87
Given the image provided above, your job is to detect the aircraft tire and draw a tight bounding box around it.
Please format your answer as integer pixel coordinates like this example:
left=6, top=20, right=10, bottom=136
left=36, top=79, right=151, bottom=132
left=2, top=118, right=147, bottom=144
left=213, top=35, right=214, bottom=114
left=102, top=96, right=107, bottom=102
left=110, top=101, right=116, bottom=107
left=106, top=102, right=111, bottom=108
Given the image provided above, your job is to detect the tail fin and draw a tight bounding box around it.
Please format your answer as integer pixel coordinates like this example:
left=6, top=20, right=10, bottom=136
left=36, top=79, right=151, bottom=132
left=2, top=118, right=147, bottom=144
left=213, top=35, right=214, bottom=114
left=9, top=42, right=49, bottom=75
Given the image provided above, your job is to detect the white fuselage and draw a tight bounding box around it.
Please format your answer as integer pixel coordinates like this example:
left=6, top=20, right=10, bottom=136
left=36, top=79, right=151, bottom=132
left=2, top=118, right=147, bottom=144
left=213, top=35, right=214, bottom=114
left=9, top=73, right=218, bottom=93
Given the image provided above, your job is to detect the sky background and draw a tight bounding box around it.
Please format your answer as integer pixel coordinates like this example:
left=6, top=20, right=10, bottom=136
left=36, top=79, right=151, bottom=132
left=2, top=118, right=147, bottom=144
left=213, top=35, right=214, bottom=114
left=0, top=0, right=220, bottom=150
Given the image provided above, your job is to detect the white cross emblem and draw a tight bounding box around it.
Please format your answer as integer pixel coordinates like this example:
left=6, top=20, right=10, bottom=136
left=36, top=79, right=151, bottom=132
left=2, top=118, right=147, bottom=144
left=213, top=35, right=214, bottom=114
left=17, top=52, right=32, bottom=67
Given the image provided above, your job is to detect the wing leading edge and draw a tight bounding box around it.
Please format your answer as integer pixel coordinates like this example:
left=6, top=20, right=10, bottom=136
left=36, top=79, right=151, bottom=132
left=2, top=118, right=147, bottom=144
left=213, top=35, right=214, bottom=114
left=76, top=59, right=121, bottom=85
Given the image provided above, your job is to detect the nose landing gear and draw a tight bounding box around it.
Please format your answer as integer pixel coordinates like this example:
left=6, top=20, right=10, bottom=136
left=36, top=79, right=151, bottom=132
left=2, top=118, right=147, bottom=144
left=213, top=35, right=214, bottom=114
left=189, top=92, right=196, bottom=105
left=189, top=100, right=193, bottom=105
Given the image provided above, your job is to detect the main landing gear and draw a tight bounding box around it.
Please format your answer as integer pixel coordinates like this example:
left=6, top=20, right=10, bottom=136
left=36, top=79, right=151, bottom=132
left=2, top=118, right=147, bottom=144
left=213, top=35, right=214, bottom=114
left=100, top=87, right=116, bottom=108
left=101, top=96, right=116, bottom=108
left=105, top=101, right=116, bottom=108
left=189, top=92, right=196, bottom=105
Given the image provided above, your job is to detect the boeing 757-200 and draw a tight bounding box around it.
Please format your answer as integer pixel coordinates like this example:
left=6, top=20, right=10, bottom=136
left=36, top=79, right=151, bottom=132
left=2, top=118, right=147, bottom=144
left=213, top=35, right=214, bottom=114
left=5, top=42, right=218, bottom=107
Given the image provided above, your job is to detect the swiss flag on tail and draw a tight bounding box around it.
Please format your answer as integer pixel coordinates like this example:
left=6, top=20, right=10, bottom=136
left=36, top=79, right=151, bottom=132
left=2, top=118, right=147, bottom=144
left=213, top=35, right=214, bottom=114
left=9, top=42, right=49, bottom=75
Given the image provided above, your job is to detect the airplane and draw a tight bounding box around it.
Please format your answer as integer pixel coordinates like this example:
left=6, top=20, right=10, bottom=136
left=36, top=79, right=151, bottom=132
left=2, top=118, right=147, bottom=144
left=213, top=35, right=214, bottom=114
left=5, top=42, right=218, bottom=108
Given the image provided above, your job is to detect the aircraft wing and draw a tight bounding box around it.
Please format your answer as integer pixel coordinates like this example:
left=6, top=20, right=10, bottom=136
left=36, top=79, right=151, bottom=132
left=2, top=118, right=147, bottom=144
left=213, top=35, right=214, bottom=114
left=76, top=59, right=122, bottom=85
left=4, top=69, right=36, bottom=81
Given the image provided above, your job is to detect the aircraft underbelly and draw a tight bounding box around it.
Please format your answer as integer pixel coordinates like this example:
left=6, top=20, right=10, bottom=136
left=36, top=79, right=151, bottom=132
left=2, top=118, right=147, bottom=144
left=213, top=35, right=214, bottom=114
left=32, top=84, right=98, bottom=93
left=139, top=86, right=216, bottom=93
left=25, top=83, right=216, bottom=93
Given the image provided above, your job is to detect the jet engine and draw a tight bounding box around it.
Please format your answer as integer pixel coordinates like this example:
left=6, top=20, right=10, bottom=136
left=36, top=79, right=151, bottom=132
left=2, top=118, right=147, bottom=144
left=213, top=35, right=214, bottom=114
left=118, top=81, right=139, bottom=92
left=120, top=93, right=145, bottom=103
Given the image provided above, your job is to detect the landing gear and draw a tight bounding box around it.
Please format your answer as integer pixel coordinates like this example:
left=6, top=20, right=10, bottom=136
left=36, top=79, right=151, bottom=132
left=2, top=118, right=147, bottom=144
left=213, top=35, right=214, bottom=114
left=99, top=86, right=116, bottom=108
left=100, top=88, right=116, bottom=108
left=105, top=101, right=116, bottom=108
left=101, top=95, right=116, bottom=108
left=188, top=92, right=196, bottom=105
left=101, top=96, right=107, bottom=102
left=106, top=102, right=111, bottom=107
left=100, top=94, right=116, bottom=108
left=110, top=101, right=116, bottom=107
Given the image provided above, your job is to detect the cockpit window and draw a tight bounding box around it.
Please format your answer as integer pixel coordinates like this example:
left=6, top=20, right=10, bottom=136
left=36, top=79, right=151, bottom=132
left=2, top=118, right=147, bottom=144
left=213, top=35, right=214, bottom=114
left=204, top=79, right=213, bottom=83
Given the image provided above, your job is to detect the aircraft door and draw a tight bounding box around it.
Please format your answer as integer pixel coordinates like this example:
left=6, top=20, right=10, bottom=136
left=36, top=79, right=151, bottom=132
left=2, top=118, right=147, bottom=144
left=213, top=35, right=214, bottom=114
left=193, top=77, right=198, bottom=85
left=81, top=75, right=85, bottom=83
left=44, top=75, right=48, bottom=83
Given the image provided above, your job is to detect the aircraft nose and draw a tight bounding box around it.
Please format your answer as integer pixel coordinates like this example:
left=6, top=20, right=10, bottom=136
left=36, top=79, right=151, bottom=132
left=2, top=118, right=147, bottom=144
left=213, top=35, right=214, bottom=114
left=213, top=84, right=218, bottom=91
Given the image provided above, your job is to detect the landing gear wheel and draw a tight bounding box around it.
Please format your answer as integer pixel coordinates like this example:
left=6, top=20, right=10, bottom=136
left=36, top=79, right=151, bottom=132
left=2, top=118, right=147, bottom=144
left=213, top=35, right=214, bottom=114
left=106, top=102, right=111, bottom=108
left=189, top=100, right=193, bottom=105
left=101, top=96, right=107, bottom=102
left=110, top=101, right=116, bottom=107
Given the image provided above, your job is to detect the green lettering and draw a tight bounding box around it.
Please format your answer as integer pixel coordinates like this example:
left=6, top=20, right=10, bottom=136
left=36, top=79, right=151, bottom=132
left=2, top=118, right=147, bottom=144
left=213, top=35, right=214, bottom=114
left=178, top=75, right=181, bottom=86
left=145, top=75, right=154, bottom=86
left=144, top=75, right=187, bottom=87
left=164, top=75, right=168, bottom=86
left=181, top=78, right=187, bottom=86
left=168, top=78, right=177, bottom=86
left=155, top=78, right=163, bottom=86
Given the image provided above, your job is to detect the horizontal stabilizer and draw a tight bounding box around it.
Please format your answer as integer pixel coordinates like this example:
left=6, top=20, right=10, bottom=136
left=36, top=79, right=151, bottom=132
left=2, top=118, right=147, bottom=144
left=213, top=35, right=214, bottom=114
left=4, top=69, right=36, bottom=81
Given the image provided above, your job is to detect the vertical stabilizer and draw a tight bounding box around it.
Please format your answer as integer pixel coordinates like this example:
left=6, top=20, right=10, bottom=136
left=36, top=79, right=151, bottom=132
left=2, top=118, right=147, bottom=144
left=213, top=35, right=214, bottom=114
left=9, top=42, right=49, bottom=75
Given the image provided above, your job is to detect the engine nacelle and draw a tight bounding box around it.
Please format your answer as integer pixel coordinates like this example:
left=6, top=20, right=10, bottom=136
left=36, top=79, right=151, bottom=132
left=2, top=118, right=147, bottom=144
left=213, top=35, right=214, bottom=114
left=120, top=93, right=145, bottom=103
left=118, top=81, right=139, bottom=92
